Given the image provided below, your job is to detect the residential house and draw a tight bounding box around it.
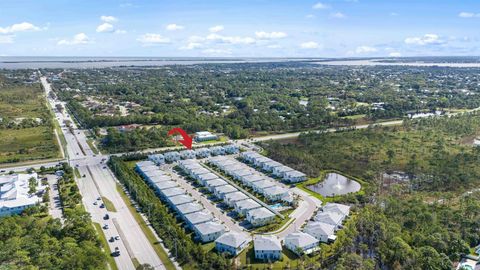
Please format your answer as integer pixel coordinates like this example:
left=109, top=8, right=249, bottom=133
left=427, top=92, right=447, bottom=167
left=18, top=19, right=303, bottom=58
left=272, top=166, right=294, bottom=178
left=204, top=179, right=228, bottom=192
left=313, top=211, right=344, bottom=228
left=180, top=150, right=196, bottom=160
left=209, top=146, right=225, bottom=156
left=167, top=194, right=194, bottom=210
left=213, top=185, right=238, bottom=199
left=197, top=173, right=219, bottom=186
left=284, top=232, right=320, bottom=255
left=215, top=232, right=251, bottom=256
left=254, top=235, right=282, bottom=261
left=283, top=170, right=307, bottom=183
left=163, top=151, right=181, bottom=163
left=251, top=180, right=276, bottom=194
left=224, top=191, right=249, bottom=207
left=193, top=221, right=225, bottom=243
left=247, top=208, right=275, bottom=227
left=234, top=199, right=262, bottom=216
left=176, top=202, right=204, bottom=216
left=184, top=210, right=214, bottom=228
left=224, top=144, right=239, bottom=154
left=303, top=221, right=336, bottom=243
left=148, top=154, right=165, bottom=165
left=263, top=186, right=289, bottom=202
left=195, top=148, right=211, bottom=158
left=161, top=187, right=186, bottom=198
left=262, top=160, right=283, bottom=172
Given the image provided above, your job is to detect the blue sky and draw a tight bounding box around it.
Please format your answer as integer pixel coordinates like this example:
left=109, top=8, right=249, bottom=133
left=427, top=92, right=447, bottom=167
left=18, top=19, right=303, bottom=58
left=1, top=0, right=479, bottom=57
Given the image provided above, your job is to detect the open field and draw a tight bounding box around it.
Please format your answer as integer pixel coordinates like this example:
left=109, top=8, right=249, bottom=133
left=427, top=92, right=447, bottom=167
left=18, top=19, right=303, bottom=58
left=0, top=82, right=59, bottom=164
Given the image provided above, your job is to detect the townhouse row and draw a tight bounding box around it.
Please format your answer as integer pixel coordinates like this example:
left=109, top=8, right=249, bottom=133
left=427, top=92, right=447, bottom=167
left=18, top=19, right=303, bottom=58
left=240, top=151, right=307, bottom=183
left=135, top=160, right=226, bottom=243
left=148, top=144, right=240, bottom=164
left=303, top=203, right=351, bottom=243
left=177, top=159, right=277, bottom=227
left=207, top=156, right=292, bottom=203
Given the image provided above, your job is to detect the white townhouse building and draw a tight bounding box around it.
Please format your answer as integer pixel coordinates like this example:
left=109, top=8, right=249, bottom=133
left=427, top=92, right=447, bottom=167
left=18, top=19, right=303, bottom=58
left=193, top=221, right=225, bottom=243
left=180, top=150, right=196, bottom=160
left=272, top=165, right=295, bottom=178
left=234, top=198, right=262, bottom=216
left=284, top=232, right=320, bottom=255
left=263, top=186, right=289, bottom=202
left=313, top=211, right=345, bottom=228
left=147, top=154, right=165, bottom=165
left=254, top=235, right=282, bottom=261
left=213, top=184, right=238, bottom=199
left=224, top=191, right=249, bottom=207
left=215, top=232, right=251, bottom=256
left=303, top=221, right=337, bottom=243
left=247, top=207, right=276, bottom=227
left=283, top=170, right=307, bottom=183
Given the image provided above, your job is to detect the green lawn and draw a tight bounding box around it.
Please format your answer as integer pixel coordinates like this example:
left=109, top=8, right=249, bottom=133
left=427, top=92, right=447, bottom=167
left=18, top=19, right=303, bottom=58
left=101, top=196, right=117, bottom=212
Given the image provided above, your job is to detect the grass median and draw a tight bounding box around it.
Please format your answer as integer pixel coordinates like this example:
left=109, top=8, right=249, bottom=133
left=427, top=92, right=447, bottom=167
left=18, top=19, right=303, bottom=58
left=115, top=183, right=176, bottom=270
left=93, top=222, right=119, bottom=270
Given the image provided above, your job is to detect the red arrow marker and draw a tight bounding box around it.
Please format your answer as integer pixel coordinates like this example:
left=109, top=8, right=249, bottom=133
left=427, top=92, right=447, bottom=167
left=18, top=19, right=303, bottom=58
left=167, top=128, right=193, bottom=149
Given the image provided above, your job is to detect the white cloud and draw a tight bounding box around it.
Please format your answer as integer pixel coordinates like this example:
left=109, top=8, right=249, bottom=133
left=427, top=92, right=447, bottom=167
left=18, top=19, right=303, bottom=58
left=355, top=46, right=377, bottom=54
left=300, top=41, right=320, bottom=49
left=209, top=25, right=224, bottom=33
left=96, top=23, right=114, bottom=33
left=166, top=24, right=184, bottom=31
left=0, top=22, right=41, bottom=34
left=331, top=12, right=346, bottom=18
left=180, top=42, right=203, bottom=50
left=313, top=2, right=329, bottom=9
left=188, top=35, right=206, bottom=43
left=405, top=34, right=444, bottom=45
left=459, top=12, right=480, bottom=18
left=57, top=33, right=90, bottom=45
left=202, top=48, right=232, bottom=55
left=389, top=52, right=402, bottom=57
left=137, top=33, right=170, bottom=44
left=101, top=15, right=118, bottom=23
left=206, top=33, right=255, bottom=44
left=267, top=44, right=282, bottom=49
left=114, top=29, right=127, bottom=34
left=306, top=14, right=316, bottom=19
left=0, top=35, right=14, bottom=44
left=255, top=31, right=287, bottom=39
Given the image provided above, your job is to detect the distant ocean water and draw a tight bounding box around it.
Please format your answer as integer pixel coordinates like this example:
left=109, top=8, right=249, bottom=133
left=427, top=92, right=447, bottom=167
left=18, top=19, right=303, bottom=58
left=0, top=56, right=310, bottom=69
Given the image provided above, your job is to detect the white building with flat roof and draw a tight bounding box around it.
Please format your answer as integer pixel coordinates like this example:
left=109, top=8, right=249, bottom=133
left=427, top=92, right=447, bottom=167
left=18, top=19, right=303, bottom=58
left=247, top=207, right=275, bottom=227
left=254, top=235, right=282, bottom=261
left=195, top=147, right=211, bottom=158
left=303, top=221, right=337, bottom=243
left=215, top=232, right=251, bottom=256
left=284, top=232, right=320, bottom=255
left=240, top=174, right=264, bottom=187
left=1, top=173, right=45, bottom=217
left=262, top=160, right=283, bottom=172
left=209, top=146, right=225, bottom=156
left=197, top=173, right=219, bottom=185
left=193, top=221, right=225, bottom=243
left=194, top=131, right=218, bottom=142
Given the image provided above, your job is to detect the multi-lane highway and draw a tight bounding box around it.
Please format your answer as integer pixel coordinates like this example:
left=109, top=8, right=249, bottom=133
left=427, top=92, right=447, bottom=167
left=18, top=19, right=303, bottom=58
left=40, top=76, right=166, bottom=270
